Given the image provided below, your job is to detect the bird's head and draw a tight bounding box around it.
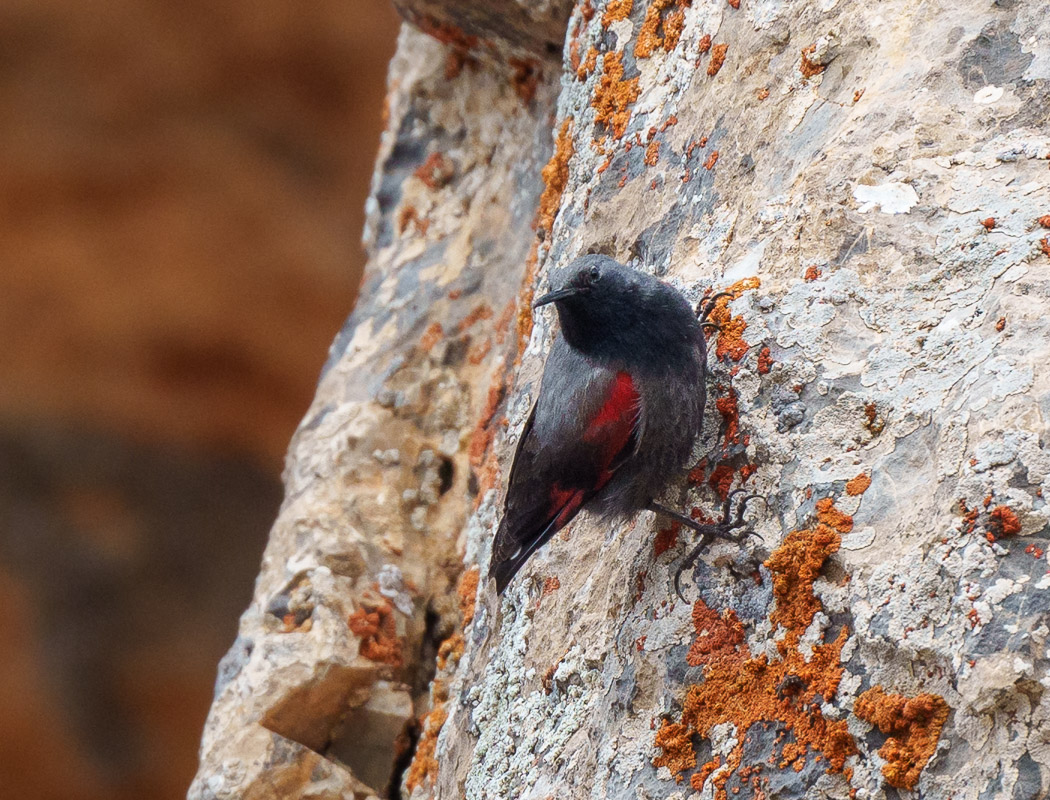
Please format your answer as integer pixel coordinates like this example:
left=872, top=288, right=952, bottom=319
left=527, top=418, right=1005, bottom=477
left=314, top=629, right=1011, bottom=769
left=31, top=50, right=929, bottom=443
left=533, top=254, right=701, bottom=365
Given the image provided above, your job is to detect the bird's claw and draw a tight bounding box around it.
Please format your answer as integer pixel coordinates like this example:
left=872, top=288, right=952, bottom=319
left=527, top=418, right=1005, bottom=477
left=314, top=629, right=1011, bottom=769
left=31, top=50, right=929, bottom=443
left=670, top=489, right=765, bottom=601
left=696, top=291, right=734, bottom=323
left=673, top=536, right=711, bottom=602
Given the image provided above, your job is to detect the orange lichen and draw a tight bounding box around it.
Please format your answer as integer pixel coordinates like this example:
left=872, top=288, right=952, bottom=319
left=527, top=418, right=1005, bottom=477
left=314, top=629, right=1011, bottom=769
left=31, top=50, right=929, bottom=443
left=804, top=265, right=822, bottom=281
left=706, top=277, right=761, bottom=362
left=409, top=9, right=483, bottom=85
left=457, top=565, right=480, bottom=625
left=654, top=721, right=697, bottom=778
left=436, top=632, right=465, bottom=669
left=728, top=0, right=740, bottom=6
left=635, top=0, right=672, bottom=58
left=420, top=322, right=444, bottom=352
left=863, top=402, right=884, bottom=435
left=981, top=217, right=995, bottom=230
left=715, top=387, right=741, bottom=449
left=757, top=87, right=770, bottom=100
left=348, top=602, right=403, bottom=666
left=663, top=8, right=687, bottom=50
left=767, top=517, right=843, bottom=633
left=845, top=473, right=871, bottom=496
left=509, top=57, right=541, bottom=103
left=691, top=756, right=721, bottom=790
left=654, top=522, right=680, bottom=556
left=757, top=346, right=773, bottom=375
left=688, top=462, right=707, bottom=486
left=412, top=15, right=478, bottom=49
left=635, top=0, right=691, bottom=58
left=602, top=0, right=633, bottom=25
left=655, top=524, right=856, bottom=796
left=800, top=44, right=825, bottom=78
left=707, top=43, right=728, bottom=76
left=468, top=372, right=507, bottom=479
left=645, top=139, right=661, bottom=165
left=457, top=303, right=494, bottom=333
left=405, top=681, right=449, bottom=792
left=516, top=241, right=542, bottom=355
left=581, top=0, right=596, bottom=21
left=854, top=687, right=949, bottom=790
left=958, top=499, right=980, bottom=535
left=995, top=316, right=1006, bottom=332
left=703, top=150, right=720, bottom=170
left=1037, top=214, right=1050, bottom=228
left=415, top=152, right=455, bottom=188
left=988, top=505, right=1021, bottom=538
left=699, top=34, right=712, bottom=53
left=815, top=497, right=854, bottom=534
left=1040, top=237, right=1050, bottom=258
left=468, top=339, right=492, bottom=364
left=592, top=52, right=641, bottom=139
left=569, top=35, right=582, bottom=73
left=576, top=46, right=599, bottom=80
left=708, top=463, right=735, bottom=500
left=687, top=599, right=746, bottom=666
left=398, top=205, right=430, bottom=236
left=537, top=119, right=575, bottom=237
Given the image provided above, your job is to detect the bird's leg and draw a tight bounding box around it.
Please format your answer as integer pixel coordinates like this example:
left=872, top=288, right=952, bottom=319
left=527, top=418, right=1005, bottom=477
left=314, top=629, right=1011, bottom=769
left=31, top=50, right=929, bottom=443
left=673, top=535, right=714, bottom=601
left=649, top=490, right=765, bottom=601
left=724, top=489, right=768, bottom=542
left=648, top=490, right=764, bottom=544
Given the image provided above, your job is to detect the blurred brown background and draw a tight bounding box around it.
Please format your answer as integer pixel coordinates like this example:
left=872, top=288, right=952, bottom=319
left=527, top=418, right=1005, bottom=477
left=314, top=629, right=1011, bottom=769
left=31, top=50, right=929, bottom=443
left=0, top=1, right=401, bottom=798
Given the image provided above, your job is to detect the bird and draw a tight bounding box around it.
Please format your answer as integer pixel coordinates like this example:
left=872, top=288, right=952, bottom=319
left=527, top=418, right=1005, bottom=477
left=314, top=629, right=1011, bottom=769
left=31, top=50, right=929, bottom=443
left=489, top=254, right=759, bottom=596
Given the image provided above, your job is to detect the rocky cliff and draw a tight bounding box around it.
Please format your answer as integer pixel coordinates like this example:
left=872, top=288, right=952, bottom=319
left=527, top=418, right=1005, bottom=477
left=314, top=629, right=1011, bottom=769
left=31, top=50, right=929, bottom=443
left=192, top=1, right=1050, bottom=798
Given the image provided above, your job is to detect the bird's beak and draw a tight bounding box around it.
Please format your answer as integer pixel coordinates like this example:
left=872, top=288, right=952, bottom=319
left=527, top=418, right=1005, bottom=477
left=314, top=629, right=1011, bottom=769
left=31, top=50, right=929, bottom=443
left=532, top=287, right=579, bottom=309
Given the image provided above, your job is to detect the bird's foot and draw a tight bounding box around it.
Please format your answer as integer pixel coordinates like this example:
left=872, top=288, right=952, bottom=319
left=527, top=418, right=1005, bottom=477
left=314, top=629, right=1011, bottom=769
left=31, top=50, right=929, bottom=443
left=648, top=489, right=765, bottom=601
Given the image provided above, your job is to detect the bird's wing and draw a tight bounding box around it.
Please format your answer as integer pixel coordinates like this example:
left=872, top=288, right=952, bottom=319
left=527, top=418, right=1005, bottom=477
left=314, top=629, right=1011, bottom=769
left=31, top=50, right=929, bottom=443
left=490, top=350, right=641, bottom=594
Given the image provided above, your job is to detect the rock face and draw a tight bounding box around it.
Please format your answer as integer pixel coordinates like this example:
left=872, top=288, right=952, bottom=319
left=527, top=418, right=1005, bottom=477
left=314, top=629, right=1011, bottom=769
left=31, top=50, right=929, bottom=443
left=192, top=1, right=1050, bottom=799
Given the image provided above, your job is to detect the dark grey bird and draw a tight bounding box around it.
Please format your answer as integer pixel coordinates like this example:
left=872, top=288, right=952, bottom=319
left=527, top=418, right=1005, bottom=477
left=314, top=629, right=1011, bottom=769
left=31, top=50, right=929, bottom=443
left=489, top=254, right=758, bottom=596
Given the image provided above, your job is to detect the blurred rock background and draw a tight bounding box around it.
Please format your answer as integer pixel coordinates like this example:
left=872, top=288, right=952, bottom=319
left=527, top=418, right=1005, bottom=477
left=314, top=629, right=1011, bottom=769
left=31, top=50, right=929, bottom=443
left=0, top=1, right=400, bottom=797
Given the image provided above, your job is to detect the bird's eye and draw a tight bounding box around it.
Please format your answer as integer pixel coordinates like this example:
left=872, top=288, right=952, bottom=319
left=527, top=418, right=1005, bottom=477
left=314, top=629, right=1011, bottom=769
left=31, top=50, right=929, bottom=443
left=588, top=265, right=602, bottom=283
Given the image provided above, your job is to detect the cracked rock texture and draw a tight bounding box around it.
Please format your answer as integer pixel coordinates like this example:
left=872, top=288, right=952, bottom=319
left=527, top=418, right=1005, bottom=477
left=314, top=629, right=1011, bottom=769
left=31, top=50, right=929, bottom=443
left=192, top=1, right=1050, bottom=799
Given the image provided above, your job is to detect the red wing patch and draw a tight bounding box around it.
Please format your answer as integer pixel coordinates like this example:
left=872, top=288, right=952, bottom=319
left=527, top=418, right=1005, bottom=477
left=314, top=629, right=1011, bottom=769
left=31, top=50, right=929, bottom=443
left=550, top=484, right=587, bottom=528
left=547, top=373, right=638, bottom=524
left=583, top=371, right=640, bottom=488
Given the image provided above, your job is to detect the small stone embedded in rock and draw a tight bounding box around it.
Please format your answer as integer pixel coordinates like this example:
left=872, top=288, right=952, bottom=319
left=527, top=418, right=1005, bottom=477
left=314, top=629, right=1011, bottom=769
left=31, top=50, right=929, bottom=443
left=853, top=181, right=920, bottom=214
left=973, top=85, right=1004, bottom=105
left=378, top=564, right=415, bottom=615
left=778, top=402, right=806, bottom=431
